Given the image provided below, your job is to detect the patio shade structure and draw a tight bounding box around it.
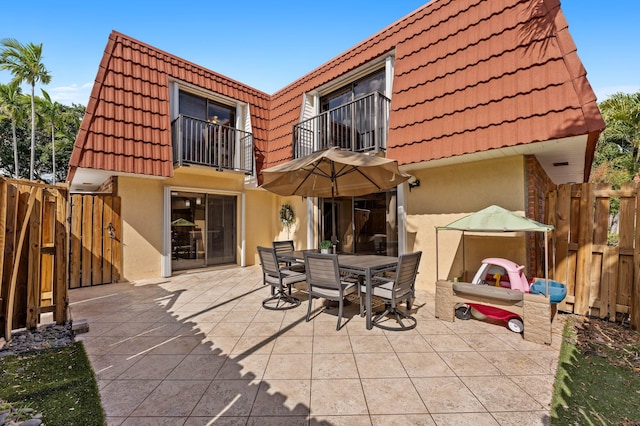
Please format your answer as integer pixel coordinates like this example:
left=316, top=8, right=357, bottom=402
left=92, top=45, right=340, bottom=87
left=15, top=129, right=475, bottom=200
left=171, top=218, right=196, bottom=227
left=435, top=205, right=555, bottom=297
left=260, top=147, right=411, bottom=251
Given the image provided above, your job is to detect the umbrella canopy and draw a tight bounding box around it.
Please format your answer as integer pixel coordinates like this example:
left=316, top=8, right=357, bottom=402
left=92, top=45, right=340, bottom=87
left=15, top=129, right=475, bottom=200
left=261, top=147, right=411, bottom=198
left=437, top=205, right=553, bottom=232
left=261, top=147, right=411, bottom=250
left=171, top=218, right=196, bottom=227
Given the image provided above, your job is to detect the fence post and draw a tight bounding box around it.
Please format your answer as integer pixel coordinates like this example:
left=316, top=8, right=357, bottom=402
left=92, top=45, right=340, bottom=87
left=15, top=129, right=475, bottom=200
left=575, top=183, right=594, bottom=315
left=633, top=183, right=640, bottom=330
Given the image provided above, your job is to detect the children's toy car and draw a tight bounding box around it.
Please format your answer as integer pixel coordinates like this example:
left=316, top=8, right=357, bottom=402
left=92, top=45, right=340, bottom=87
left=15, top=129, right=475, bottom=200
left=455, top=258, right=566, bottom=333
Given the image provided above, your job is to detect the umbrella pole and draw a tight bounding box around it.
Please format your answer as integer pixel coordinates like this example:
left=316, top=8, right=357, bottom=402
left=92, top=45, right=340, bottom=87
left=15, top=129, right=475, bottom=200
left=331, top=194, right=337, bottom=254
left=331, top=162, right=337, bottom=254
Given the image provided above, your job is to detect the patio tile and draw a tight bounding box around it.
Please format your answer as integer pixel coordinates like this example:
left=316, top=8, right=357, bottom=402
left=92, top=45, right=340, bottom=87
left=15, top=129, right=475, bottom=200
left=458, top=332, right=520, bottom=352
left=88, top=353, right=141, bottom=380
left=264, top=354, right=312, bottom=379
left=192, top=335, right=240, bottom=355
left=439, top=351, right=502, bottom=376
left=117, top=354, right=186, bottom=379
left=230, top=335, right=276, bottom=356
left=354, top=353, right=407, bottom=379
left=71, top=265, right=560, bottom=424
left=421, top=333, right=474, bottom=352
left=411, top=377, right=486, bottom=413
left=349, top=335, right=393, bottom=353
left=131, top=380, right=209, bottom=417
left=278, top=318, right=315, bottom=336
left=310, top=415, right=372, bottom=425
left=397, top=352, right=455, bottom=377
left=310, top=379, right=368, bottom=416
left=120, top=417, right=188, bottom=425
left=491, top=411, right=552, bottom=425
left=370, top=414, right=436, bottom=425
left=99, top=379, right=162, bottom=417
left=191, top=379, right=261, bottom=417
left=106, top=335, right=178, bottom=356
left=509, top=374, right=556, bottom=408
left=361, top=378, right=427, bottom=414
left=312, top=353, right=359, bottom=379
left=273, top=335, right=314, bottom=353
left=209, top=322, right=250, bottom=337
left=415, top=319, right=457, bottom=335
left=430, top=413, right=499, bottom=425
left=481, top=351, right=550, bottom=376
left=312, top=335, right=352, bottom=353
left=385, top=333, right=433, bottom=353
left=251, top=379, right=311, bottom=416
left=243, top=321, right=283, bottom=336
left=166, top=354, right=226, bottom=380
left=148, top=336, right=202, bottom=355
left=247, top=416, right=308, bottom=425
left=184, top=418, right=247, bottom=426
left=106, top=417, right=125, bottom=426
left=216, top=354, right=270, bottom=381
left=460, top=376, right=545, bottom=412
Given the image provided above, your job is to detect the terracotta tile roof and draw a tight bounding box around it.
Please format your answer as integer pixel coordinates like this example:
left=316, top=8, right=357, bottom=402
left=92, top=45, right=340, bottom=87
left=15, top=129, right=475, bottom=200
left=70, top=0, right=603, bottom=183
left=69, top=31, right=270, bottom=181
left=265, top=0, right=604, bottom=178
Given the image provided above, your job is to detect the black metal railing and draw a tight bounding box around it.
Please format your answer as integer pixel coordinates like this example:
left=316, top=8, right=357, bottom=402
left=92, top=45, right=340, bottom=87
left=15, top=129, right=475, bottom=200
left=293, top=92, right=390, bottom=158
left=172, top=114, right=254, bottom=174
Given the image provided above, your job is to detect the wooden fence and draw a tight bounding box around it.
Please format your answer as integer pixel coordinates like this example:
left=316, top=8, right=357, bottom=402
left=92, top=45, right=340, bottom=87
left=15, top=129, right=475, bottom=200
left=0, top=178, right=68, bottom=340
left=69, top=194, right=122, bottom=288
left=547, top=182, right=640, bottom=330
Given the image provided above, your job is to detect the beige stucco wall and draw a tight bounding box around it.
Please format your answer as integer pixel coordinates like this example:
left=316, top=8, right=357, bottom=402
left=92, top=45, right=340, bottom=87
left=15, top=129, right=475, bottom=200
left=405, top=155, right=528, bottom=293
left=117, top=156, right=531, bottom=289
left=118, top=176, right=165, bottom=281
left=118, top=167, right=286, bottom=281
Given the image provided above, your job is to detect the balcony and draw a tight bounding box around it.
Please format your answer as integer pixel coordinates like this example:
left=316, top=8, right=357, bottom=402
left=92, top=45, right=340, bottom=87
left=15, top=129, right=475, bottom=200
left=293, top=92, right=390, bottom=158
left=172, top=114, right=254, bottom=174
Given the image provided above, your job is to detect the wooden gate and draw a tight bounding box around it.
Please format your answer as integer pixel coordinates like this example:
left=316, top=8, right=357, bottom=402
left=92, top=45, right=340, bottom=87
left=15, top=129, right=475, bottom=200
left=0, top=178, right=68, bottom=339
left=69, top=194, right=122, bottom=288
left=547, top=182, right=640, bottom=330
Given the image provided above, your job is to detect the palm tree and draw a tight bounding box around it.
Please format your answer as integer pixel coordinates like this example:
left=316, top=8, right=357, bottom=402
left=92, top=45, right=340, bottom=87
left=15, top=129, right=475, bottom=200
left=37, top=89, right=62, bottom=183
left=0, top=81, right=27, bottom=177
left=0, top=38, right=51, bottom=180
left=598, top=92, right=640, bottom=175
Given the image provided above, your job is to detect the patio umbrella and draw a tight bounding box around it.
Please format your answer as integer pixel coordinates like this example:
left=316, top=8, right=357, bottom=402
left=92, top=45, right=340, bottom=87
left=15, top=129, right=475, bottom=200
left=260, top=147, right=411, bottom=250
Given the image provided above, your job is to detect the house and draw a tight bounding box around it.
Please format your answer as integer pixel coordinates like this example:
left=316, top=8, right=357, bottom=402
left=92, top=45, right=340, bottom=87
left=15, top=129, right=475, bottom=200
left=67, top=0, right=604, bottom=291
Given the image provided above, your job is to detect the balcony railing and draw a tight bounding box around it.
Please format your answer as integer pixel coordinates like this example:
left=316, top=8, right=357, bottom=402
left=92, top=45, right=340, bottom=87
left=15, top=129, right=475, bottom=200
left=293, top=92, right=390, bottom=158
left=172, top=114, right=254, bottom=174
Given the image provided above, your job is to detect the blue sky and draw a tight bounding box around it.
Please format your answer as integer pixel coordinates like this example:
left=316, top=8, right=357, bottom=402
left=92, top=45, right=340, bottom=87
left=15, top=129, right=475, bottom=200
left=1, top=0, right=638, bottom=106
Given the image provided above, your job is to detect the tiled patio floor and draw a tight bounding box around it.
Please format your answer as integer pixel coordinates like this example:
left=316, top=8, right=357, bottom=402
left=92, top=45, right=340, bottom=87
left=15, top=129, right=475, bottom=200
left=70, top=265, right=564, bottom=425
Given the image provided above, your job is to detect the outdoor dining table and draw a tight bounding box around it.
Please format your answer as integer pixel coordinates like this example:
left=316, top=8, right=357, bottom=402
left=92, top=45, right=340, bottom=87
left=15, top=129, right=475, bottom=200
left=277, top=250, right=399, bottom=330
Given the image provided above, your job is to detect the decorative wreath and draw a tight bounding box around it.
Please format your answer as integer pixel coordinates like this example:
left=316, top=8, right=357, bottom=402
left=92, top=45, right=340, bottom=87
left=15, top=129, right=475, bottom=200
left=279, top=204, right=295, bottom=228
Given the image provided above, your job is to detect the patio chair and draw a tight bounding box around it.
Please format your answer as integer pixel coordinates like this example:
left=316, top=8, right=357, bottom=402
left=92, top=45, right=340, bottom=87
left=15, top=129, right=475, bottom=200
left=257, top=246, right=305, bottom=310
left=272, top=240, right=305, bottom=274
left=303, top=252, right=357, bottom=330
left=360, top=251, right=422, bottom=331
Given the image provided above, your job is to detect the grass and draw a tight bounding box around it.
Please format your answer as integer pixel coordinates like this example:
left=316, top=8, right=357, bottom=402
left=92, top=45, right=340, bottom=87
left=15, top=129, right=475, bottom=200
left=0, top=342, right=105, bottom=426
left=551, top=318, right=640, bottom=425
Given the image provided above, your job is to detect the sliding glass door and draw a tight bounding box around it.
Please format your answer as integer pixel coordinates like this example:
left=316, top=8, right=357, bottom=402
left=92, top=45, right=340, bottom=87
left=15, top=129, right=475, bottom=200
left=320, top=189, right=397, bottom=256
left=171, top=191, right=236, bottom=271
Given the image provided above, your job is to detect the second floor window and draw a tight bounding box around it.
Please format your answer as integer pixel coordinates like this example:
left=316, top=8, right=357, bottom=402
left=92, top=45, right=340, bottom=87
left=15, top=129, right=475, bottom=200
left=321, top=69, right=385, bottom=112
left=179, top=90, right=236, bottom=127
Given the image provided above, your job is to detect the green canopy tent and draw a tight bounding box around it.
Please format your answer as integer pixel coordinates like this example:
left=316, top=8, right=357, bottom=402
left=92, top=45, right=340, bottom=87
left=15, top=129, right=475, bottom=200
left=171, top=218, right=196, bottom=227
left=435, top=205, right=555, bottom=297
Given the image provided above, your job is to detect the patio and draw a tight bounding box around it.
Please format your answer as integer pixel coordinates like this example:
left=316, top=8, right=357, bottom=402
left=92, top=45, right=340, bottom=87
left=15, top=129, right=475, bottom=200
left=70, top=265, right=564, bottom=425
